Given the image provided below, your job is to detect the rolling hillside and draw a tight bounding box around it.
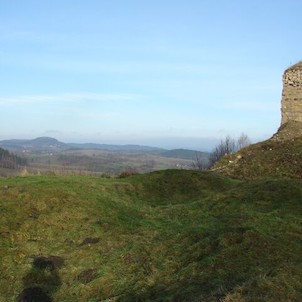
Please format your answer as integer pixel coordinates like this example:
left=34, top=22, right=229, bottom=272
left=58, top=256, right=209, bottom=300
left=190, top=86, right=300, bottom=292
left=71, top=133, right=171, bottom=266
left=0, top=170, right=301, bottom=301
left=160, top=148, right=209, bottom=161
left=0, top=137, right=209, bottom=175
left=212, top=121, right=302, bottom=179
left=0, top=137, right=165, bottom=154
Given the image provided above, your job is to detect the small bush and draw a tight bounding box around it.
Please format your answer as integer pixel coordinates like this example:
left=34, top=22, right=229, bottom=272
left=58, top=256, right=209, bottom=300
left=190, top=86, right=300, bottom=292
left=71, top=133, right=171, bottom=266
left=118, top=168, right=138, bottom=178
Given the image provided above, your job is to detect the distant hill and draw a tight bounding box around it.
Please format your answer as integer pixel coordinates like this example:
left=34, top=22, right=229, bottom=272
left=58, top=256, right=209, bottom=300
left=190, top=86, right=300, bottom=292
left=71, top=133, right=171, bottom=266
left=0, top=137, right=165, bottom=153
left=67, top=142, right=165, bottom=153
left=0, top=147, right=27, bottom=169
left=0, top=137, right=207, bottom=158
left=0, top=137, right=67, bottom=152
left=160, top=148, right=209, bottom=160
left=0, top=137, right=211, bottom=175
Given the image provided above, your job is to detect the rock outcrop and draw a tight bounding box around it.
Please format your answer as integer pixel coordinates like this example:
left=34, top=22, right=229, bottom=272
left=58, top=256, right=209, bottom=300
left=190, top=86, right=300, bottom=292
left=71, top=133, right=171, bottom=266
left=271, top=61, right=302, bottom=140
left=211, top=61, right=302, bottom=179
left=281, top=61, right=302, bottom=124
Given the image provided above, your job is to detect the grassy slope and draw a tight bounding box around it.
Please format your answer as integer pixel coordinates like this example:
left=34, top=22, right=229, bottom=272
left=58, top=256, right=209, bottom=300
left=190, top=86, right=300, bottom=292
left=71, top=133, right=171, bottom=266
left=212, top=137, right=302, bottom=180
left=0, top=170, right=301, bottom=301
left=212, top=122, right=302, bottom=180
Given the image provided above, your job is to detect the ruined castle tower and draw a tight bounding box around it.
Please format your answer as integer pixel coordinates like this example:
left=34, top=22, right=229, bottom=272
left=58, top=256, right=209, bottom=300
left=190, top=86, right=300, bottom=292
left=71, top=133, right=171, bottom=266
left=281, top=61, right=302, bottom=124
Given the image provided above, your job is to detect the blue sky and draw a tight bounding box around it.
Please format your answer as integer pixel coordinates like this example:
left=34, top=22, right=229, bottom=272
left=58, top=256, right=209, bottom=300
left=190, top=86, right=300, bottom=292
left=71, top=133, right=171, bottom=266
left=1, top=0, right=302, bottom=150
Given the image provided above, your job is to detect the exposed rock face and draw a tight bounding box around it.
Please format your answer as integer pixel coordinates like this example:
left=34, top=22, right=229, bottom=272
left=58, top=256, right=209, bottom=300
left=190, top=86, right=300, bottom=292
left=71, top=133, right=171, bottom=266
left=211, top=62, right=302, bottom=179
left=271, top=61, right=302, bottom=141
left=281, top=61, right=302, bottom=124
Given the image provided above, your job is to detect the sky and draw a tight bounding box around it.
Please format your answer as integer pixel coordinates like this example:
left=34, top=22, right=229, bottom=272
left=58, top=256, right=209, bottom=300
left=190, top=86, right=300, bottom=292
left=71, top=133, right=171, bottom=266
left=1, top=0, right=302, bottom=150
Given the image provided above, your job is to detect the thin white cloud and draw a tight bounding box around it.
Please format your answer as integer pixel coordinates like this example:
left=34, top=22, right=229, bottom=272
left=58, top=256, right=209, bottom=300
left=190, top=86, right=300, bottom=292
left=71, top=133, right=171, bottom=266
left=0, top=49, right=216, bottom=75
left=224, top=100, right=280, bottom=112
left=0, top=92, right=142, bottom=106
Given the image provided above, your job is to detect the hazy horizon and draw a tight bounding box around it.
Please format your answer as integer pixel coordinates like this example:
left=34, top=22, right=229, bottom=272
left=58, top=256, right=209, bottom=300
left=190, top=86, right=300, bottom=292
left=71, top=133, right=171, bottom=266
left=0, top=132, right=272, bottom=152
left=1, top=1, right=301, bottom=150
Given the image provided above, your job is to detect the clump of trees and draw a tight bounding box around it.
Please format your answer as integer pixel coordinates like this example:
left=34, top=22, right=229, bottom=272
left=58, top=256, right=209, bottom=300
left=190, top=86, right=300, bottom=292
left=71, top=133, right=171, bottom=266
left=0, top=148, right=27, bottom=169
left=209, top=133, right=251, bottom=166
left=193, top=133, right=251, bottom=170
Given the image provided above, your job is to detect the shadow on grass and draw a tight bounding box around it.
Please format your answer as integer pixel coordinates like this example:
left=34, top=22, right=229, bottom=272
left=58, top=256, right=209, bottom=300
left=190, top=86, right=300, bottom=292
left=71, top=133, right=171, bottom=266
left=18, top=255, right=64, bottom=302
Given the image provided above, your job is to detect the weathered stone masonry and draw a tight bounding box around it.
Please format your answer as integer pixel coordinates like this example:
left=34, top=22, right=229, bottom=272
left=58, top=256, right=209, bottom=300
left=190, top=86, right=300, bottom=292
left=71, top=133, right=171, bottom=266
left=281, top=61, right=302, bottom=124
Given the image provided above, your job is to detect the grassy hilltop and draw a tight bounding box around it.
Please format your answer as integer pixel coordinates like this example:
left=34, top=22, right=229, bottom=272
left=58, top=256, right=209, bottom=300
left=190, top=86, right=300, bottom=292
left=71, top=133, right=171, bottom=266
left=0, top=170, right=301, bottom=301
left=212, top=122, right=302, bottom=180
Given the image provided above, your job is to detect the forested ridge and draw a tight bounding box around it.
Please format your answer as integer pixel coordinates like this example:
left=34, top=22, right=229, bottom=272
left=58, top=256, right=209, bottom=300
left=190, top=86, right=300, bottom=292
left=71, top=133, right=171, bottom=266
left=0, top=147, right=27, bottom=169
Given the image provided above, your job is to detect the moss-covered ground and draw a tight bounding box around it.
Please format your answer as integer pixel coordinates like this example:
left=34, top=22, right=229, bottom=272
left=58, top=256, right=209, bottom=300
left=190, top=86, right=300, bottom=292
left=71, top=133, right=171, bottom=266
left=0, top=170, right=301, bottom=301
left=212, top=133, right=302, bottom=180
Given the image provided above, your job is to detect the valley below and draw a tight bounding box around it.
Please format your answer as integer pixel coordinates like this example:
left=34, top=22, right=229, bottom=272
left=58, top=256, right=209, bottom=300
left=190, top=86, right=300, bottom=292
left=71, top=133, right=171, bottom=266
left=0, top=137, right=209, bottom=177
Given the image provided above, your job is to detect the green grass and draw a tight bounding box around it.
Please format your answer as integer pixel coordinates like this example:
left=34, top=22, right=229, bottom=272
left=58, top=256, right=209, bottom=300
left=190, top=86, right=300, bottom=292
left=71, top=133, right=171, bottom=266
left=0, top=170, right=301, bottom=301
left=212, top=136, right=302, bottom=180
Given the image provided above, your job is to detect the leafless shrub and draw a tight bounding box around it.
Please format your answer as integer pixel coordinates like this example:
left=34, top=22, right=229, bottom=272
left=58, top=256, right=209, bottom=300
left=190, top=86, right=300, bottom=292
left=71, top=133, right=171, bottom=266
left=209, top=133, right=251, bottom=167
left=191, top=152, right=210, bottom=170
left=237, top=133, right=251, bottom=150
left=118, top=167, right=138, bottom=178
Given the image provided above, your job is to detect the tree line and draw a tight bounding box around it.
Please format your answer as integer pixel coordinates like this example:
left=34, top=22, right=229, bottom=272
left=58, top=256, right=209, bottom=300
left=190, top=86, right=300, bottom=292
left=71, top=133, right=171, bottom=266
left=0, top=147, right=27, bottom=169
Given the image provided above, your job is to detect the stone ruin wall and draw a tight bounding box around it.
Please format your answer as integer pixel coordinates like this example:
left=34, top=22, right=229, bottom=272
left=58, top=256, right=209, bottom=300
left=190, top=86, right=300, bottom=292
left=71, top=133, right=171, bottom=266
left=281, top=63, right=302, bottom=124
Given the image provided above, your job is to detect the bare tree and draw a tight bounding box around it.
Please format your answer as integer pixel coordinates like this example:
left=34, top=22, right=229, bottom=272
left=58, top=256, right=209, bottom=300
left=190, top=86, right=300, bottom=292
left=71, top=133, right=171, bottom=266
left=191, top=133, right=251, bottom=170
left=209, top=134, right=251, bottom=167
left=209, top=135, right=236, bottom=166
left=191, top=152, right=210, bottom=170
left=237, top=133, right=251, bottom=150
